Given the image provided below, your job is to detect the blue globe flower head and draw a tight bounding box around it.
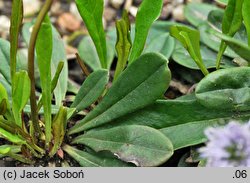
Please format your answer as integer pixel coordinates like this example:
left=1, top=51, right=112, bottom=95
left=199, top=121, right=250, bottom=167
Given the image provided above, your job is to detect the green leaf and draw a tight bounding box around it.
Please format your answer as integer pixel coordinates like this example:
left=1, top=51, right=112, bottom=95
left=172, top=41, right=236, bottom=69
left=12, top=71, right=30, bottom=127
left=129, top=0, right=163, bottom=63
left=51, top=27, right=68, bottom=106
left=114, top=11, right=132, bottom=81
left=0, top=127, right=25, bottom=144
left=63, top=145, right=132, bottom=167
left=143, top=33, right=175, bottom=59
left=216, top=0, right=244, bottom=69
left=78, top=36, right=115, bottom=71
left=196, top=67, right=250, bottom=111
left=242, top=0, right=250, bottom=46
left=49, top=106, right=67, bottom=157
left=0, top=39, right=11, bottom=84
left=161, top=120, right=221, bottom=150
left=107, top=21, right=176, bottom=59
left=170, top=25, right=209, bottom=75
left=68, top=53, right=171, bottom=134
left=215, top=0, right=228, bottom=5
left=0, top=144, right=32, bottom=164
left=75, top=0, right=107, bottom=68
left=0, top=99, right=7, bottom=115
left=0, top=145, right=21, bottom=158
left=72, top=125, right=173, bottom=167
left=199, top=10, right=241, bottom=58
left=71, top=69, right=109, bottom=113
left=36, top=15, right=52, bottom=145
left=212, top=31, right=250, bottom=62
left=0, top=83, right=10, bottom=111
left=0, top=74, right=11, bottom=99
left=222, top=0, right=243, bottom=36
left=10, top=0, right=23, bottom=82
left=22, top=22, right=68, bottom=106
left=100, top=98, right=245, bottom=130
left=184, top=3, right=219, bottom=27
left=37, top=61, right=64, bottom=112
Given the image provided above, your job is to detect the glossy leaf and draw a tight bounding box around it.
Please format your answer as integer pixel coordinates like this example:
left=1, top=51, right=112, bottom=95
left=63, top=145, right=131, bottom=167
left=10, top=0, right=23, bottom=81
left=196, top=67, right=250, bottom=111
left=68, top=53, right=171, bottom=134
left=75, top=0, right=107, bottom=68
left=49, top=106, right=67, bottom=157
left=12, top=71, right=30, bottom=127
left=212, top=31, right=250, bottom=62
left=172, top=41, right=236, bottom=69
left=36, top=15, right=52, bottom=144
left=114, top=11, right=132, bottom=81
left=242, top=0, right=250, bottom=46
left=72, top=125, right=173, bottom=167
left=71, top=69, right=109, bottom=113
left=129, top=0, right=163, bottom=63
left=170, top=25, right=209, bottom=75
left=78, top=36, right=115, bottom=71
left=0, top=39, right=11, bottom=84
left=184, top=3, right=219, bottom=27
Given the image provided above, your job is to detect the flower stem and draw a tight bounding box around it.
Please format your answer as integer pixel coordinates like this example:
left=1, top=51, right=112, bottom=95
left=27, top=0, right=53, bottom=135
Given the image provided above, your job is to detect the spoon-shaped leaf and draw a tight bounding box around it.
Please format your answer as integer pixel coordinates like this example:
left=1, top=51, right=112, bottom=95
left=129, top=0, right=163, bottom=63
left=72, top=125, right=173, bottom=167
left=63, top=145, right=132, bottom=167
left=75, top=0, right=107, bottom=68
left=196, top=67, right=250, bottom=111
left=71, top=69, right=109, bottom=113
left=184, top=2, right=219, bottom=27
left=68, top=53, right=171, bottom=134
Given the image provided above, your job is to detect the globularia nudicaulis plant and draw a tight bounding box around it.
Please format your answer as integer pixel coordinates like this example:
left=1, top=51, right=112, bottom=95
left=0, top=0, right=250, bottom=167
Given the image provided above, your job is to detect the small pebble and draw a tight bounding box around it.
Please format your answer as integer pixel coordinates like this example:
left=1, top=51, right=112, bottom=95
left=70, top=3, right=83, bottom=22
left=129, top=6, right=138, bottom=17
left=23, top=0, right=41, bottom=16
left=172, top=4, right=185, bottom=22
left=110, top=0, right=124, bottom=9
left=57, top=12, right=81, bottom=32
left=0, top=15, right=10, bottom=33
